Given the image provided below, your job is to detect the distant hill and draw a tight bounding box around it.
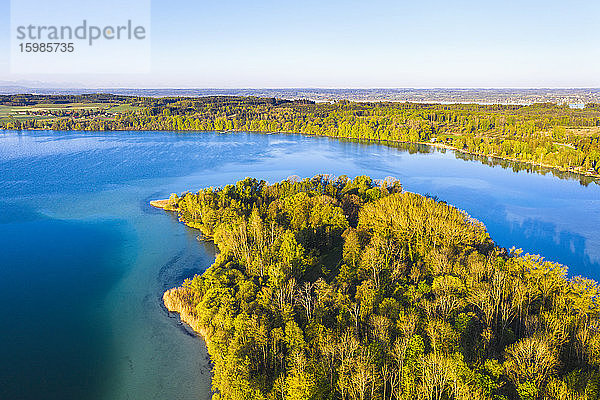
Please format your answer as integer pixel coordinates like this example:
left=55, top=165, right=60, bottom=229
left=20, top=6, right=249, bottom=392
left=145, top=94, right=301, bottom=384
left=0, top=86, right=599, bottom=105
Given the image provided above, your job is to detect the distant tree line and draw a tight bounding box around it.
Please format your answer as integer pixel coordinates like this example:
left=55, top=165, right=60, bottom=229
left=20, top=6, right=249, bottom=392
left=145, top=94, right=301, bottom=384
left=2, top=95, right=600, bottom=176
left=0, top=93, right=138, bottom=106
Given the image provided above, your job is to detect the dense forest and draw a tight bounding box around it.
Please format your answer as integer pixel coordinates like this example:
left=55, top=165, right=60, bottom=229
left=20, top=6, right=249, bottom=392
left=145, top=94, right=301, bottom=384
left=0, top=93, right=138, bottom=106
left=2, top=95, right=600, bottom=177
left=162, top=175, right=600, bottom=400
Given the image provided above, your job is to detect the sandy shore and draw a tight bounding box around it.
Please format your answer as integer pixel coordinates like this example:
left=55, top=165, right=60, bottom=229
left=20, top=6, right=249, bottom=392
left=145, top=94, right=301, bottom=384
left=150, top=199, right=170, bottom=209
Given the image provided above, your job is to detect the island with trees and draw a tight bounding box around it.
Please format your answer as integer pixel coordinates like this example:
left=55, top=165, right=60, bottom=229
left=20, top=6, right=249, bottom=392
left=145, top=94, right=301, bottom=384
left=159, top=175, right=600, bottom=400
left=1, top=94, right=600, bottom=179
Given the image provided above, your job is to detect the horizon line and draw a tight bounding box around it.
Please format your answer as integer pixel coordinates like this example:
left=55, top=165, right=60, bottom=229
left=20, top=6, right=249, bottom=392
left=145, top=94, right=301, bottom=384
left=1, top=86, right=600, bottom=90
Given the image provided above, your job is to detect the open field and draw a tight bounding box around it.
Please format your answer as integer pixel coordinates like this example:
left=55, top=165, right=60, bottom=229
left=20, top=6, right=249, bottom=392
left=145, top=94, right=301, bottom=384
left=566, top=126, right=600, bottom=136
left=105, top=103, right=141, bottom=113
left=0, top=102, right=141, bottom=123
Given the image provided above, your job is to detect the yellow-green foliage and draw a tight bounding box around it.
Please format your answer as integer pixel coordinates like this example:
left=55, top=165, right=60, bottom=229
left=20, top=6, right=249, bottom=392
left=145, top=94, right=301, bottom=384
left=164, top=175, right=600, bottom=400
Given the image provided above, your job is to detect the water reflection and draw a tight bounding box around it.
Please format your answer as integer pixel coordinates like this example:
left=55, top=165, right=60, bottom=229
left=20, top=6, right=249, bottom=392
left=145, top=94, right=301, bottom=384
left=453, top=151, right=599, bottom=187
left=338, top=136, right=599, bottom=186
left=504, top=217, right=596, bottom=278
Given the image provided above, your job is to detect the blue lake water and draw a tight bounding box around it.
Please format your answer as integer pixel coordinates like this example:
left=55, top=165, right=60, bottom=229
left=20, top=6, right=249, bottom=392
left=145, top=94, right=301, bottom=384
left=0, top=130, right=598, bottom=399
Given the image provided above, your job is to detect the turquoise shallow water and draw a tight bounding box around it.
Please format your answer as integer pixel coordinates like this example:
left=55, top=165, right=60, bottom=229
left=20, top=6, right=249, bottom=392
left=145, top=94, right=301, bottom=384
left=0, top=130, right=598, bottom=399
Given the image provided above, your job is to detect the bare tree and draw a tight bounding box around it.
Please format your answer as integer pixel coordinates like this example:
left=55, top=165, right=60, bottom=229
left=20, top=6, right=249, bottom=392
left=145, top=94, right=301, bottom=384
left=275, top=278, right=296, bottom=311
left=336, top=330, right=359, bottom=400
left=295, top=281, right=315, bottom=321
left=420, top=353, right=457, bottom=400
left=349, top=348, right=374, bottom=400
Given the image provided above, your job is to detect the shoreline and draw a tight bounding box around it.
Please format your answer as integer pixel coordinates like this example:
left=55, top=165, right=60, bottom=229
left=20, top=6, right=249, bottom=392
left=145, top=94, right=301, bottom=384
left=427, top=141, right=600, bottom=179
left=163, top=287, right=212, bottom=347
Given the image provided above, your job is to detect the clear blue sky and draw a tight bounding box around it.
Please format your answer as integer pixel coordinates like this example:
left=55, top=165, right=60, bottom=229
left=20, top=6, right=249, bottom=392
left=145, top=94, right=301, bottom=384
left=0, top=0, right=598, bottom=88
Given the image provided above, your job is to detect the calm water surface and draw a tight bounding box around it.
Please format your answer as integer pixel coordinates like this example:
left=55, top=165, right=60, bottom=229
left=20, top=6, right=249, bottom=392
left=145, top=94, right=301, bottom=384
left=0, top=130, right=598, bottom=400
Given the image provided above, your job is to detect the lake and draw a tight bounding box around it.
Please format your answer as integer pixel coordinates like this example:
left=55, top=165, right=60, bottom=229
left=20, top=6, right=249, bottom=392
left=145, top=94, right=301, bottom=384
left=0, top=130, right=598, bottom=400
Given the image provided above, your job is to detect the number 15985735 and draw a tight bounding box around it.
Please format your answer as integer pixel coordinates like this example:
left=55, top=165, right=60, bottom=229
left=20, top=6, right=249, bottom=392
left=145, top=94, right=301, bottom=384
left=19, top=42, right=74, bottom=52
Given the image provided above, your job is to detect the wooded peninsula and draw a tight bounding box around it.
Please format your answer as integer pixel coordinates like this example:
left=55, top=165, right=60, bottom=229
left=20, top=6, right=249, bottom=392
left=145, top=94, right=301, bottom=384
left=160, top=175, right=600, bottom=400
left=1, top=94, right=600, bottom=178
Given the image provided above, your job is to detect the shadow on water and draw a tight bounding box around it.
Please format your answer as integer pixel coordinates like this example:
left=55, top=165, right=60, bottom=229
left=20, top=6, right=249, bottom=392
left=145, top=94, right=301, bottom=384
left=334, top=137, right=434, bottom=155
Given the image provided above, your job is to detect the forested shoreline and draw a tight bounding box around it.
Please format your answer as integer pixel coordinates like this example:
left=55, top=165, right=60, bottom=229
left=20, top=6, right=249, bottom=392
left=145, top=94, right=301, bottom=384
left=1, top=95, right=600, bottom=178
left=161, top=175, right=600, bottom=400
